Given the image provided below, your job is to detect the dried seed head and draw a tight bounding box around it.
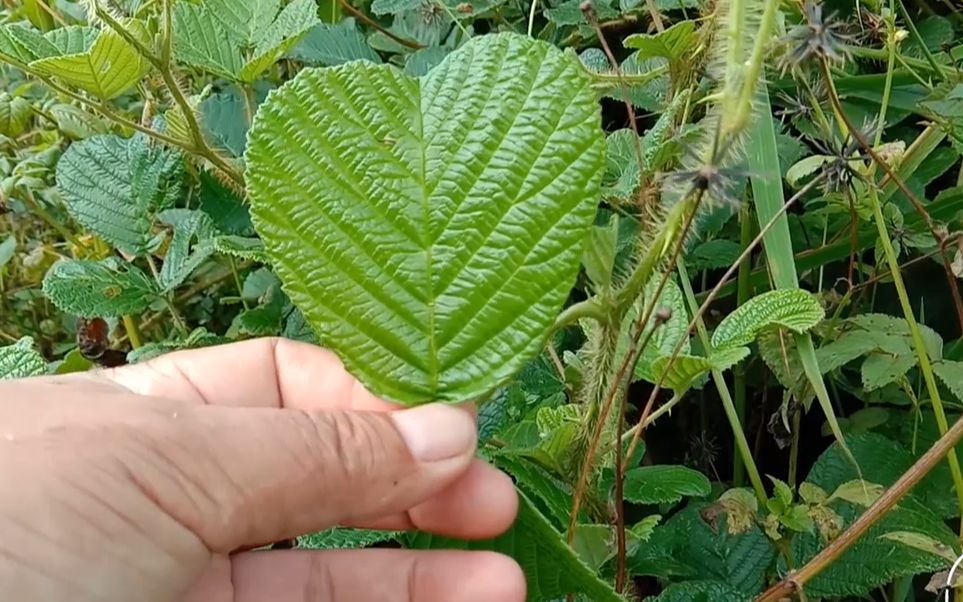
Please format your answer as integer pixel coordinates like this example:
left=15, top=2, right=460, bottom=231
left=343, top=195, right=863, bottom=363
left=777, top=0, right=853, bottom=74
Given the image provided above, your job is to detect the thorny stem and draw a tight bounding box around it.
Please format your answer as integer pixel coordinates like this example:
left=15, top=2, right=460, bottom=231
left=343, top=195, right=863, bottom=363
left=755, top=413, right=963, bottom=602
left=626, top=178, right=822, bottom=505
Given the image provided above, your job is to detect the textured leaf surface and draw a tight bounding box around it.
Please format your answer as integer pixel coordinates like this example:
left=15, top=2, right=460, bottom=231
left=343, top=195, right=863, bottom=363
left=55, top=134, right=184, bottom=256
left=157, top=210, right=216, bottom=291
left=299, top=528, right=400, bottom=549
left=408, top=492, right=623, bottom=602
left=287, top=19, right=381, bottom=67
left=173, top=2, right=243, bottom=79
left=30, top=24, right=148, bottom=99
left=650, top=580, right=751, bottom=602
left=246, top=33, right=604, bottom=404
left=792, top=433, right=957, bottom=597
left=648, top=347, right=748, bottom=393
left=712, top=289, right=825, bottom=349
left=42, top=259, right=159, bottom=317
left=0, top=92, right=32, bottom=137
left=0, top=337, right=46, bottom=380
left=623, top=465, right=711, bottom=505
left=238, top=0, right=317, bottom=82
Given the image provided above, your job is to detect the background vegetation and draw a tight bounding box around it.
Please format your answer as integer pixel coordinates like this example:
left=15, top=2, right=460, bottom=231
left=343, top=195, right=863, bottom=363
left=3, top=0, right=963, bottom=600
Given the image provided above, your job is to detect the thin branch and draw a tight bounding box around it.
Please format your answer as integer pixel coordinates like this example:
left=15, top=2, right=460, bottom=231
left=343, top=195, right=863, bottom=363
left=336, top=0, right=425, bottom=49
left=756, top=412, right=963, bottom=601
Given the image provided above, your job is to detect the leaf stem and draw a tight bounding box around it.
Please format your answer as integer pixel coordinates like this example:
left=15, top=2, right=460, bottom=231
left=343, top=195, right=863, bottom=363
left=122, top=315, right=144, bottom=349
left=733, top=198, right=754, bottom=485
left=335, top=0, right=424, bottom=49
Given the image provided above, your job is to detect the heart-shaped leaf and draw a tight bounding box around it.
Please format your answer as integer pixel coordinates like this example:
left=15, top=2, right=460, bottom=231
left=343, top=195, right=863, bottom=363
left=246, top=33, right=604, bottom=404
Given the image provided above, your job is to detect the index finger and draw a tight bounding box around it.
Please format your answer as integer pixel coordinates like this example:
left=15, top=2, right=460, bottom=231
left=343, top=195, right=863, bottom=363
left=102, top=337, right=395, bottom=411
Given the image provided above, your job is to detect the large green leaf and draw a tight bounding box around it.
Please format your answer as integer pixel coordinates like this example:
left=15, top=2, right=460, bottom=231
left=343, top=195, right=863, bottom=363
left=0, top=92, right=32, bottom=137
left=712, top=289, right=825, bottom=349
left=0, top=337, right=46, bottom=380
left=55, top=134, right=184, bottom=256
left=408, top=492, right=623, bottom=602
left=30, top=23, right=149, bottom=99
left=42, top=259, right=159, bottom=317
left=246, top=33, right=605, bottom=404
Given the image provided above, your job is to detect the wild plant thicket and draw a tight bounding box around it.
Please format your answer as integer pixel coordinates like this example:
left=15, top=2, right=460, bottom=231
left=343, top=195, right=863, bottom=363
left=2, top=0, right=963, bottom=599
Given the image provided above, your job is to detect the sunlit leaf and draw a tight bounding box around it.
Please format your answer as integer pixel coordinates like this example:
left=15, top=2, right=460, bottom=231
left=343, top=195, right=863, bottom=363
left=0, top=337, right=46, bottom=380
left=246, top=33, right=604, bottom=404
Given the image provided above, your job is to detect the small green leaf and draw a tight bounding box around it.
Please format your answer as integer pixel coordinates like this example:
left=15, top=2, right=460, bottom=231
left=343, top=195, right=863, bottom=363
left=0, top=92, right=32, bottom=137
left=245, top=33, right=604, bottom=405
left=42, top=258, right=158, bottom=317
left=0, top=337, right=46, bottom=380
left=649, top=347, right=749, bottom=394
left=880, top=531, right=958, bottom=562
left=287, top=18, right=381, bottom=67
left=408, top=492, right=623, bottom=602
left=173, top=2, right=243, bottom=80
left=299, top=528, right=400, bottom=549
left=631, top=277, right=691, bottom=384
left=30, top=22, right=150, bottom=99
left=581, top=217, right=619, bottom=291
left=861, top=352, right=916, bottom=391
left=828, top=480, right=885, bottom=507
left=239, top=0, right=318, bottom=82
left=55, top=134, right=185, bottom=256
left=712, top=289, right=825, bottom=349
left=624, top=465, right=711, bottom=505
left=623, top=20, right=695, bottom=65
left=785, top=154, right=831, bottom=188
left=126, top=328, right=225, bottom=364
left=0, top=235, right=16, bottom=271
left=157, top=210, right=216, bottom=291
left=571, top=524, right=615, bottom=571
left=214, top=235, right=269, bottom=263
left=769, top=477, right=794, bottom=509
left=934, top=360, right=963, bottom=403
left=371, top=0, right=423, bottom=15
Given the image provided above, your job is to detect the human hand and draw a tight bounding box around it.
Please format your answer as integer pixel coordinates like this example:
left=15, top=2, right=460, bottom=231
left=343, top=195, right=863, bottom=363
left=0, top=338, right=524, bottom=602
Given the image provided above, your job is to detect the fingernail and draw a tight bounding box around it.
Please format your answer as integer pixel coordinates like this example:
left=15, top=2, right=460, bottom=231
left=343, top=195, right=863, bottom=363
left=391, top=404, right=476, bottom=462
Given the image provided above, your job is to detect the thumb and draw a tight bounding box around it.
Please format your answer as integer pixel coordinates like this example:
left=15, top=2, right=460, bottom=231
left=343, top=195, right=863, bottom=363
left=126, top=403, right=476, bottom=552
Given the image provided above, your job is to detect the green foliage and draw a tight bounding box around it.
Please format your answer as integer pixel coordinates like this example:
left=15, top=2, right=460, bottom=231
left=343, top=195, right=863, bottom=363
left=0, top=336, right=46, bottom=379
left=408, top=492, right=623, bottom=602
left=623, top=465, right=711, bottom=505
left=246, top=33, right=605, bottom=405
left=55, top=133, right=184, bottom=256
left=4, top=2, right=963, bottom=600
left=42, top=259, right=158, bottom=317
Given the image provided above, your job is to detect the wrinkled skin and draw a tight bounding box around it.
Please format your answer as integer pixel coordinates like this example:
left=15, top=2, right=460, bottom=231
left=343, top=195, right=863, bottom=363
left=0, top=338, right=525, bottom=602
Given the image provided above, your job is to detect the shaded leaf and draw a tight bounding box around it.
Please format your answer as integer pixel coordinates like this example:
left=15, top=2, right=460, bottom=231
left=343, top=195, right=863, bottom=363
left=623, top=465, right=711, bottom=505
left=156, top=210, right=216, bottom=291
left=287, top=18, right=381, bottom=66
left=55, top=134, right=184, bottom=256
left=42, top=259, right=158, bottom=317
left=299, top=528, right=400, bottom=549
left=408, top=492, right=623, bottom=602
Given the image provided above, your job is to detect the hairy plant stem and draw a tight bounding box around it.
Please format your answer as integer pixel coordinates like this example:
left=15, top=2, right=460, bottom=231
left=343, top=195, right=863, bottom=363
left=726, top=0, right=779, bottom=134
left=678, top=259, right=768, bottom=502
left=96, top=4, right=244, bottom=188
left=625, top=178, right=822, bottom=504
left=733, top=199, right=754, bottom=485
left=756, top=413, right=963, bottom=602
